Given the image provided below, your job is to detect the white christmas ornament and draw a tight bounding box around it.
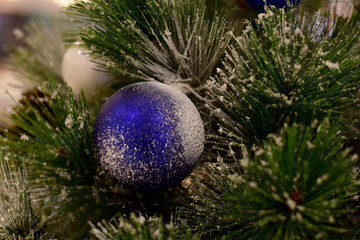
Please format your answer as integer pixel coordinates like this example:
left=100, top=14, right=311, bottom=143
left=61, top=42, right=112, bottom=99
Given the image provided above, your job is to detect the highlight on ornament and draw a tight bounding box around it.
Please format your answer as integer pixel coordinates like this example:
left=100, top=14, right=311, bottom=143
left=93, top=82, right=205, bottom=192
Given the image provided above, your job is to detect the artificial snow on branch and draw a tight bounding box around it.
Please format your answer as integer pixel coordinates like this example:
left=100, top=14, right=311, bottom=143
left=185, top=118, right=359, bottom=239
left=207, top=6, right=360, bottom=149
left=90, top=213, right=198, bottom=240
left=0, top=152, right=52, bottom=239
left=68, top=0, right=232, bottom=87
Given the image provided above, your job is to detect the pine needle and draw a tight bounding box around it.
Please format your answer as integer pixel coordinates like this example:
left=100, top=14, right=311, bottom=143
left=90, top=213, right=198, bottom=240
left=185, top=119, right=358, bottom=239
left=67, top=0, right=232, bottom=87
left=207, top=6, right=360, bottom=148
left=0, top=151, right=52, bottom=239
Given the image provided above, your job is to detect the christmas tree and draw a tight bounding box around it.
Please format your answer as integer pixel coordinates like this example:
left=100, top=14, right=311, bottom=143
left=0, top=0, right=360, bottom=239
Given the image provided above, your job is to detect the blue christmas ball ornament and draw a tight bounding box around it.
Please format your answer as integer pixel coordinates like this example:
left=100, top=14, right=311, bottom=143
left=94, top=82, right=205, bottom=192
left=245, top=0, right=300, bottom=12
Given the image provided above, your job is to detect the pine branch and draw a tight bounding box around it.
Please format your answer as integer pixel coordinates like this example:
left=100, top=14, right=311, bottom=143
left=67, top=0, right=232, bottom=87
left=90, top=213, right=198, bottom=240
left=185, top=119, right=359, bottom=239
left=0, top=152, right=52, bottom=239
left=0, top=77, right=103, bottom=238
left=0, top=230, right=53, bottom=240
left=206, top=6, right=360, bottom=148
left=1, top=83, right=98, bottom=183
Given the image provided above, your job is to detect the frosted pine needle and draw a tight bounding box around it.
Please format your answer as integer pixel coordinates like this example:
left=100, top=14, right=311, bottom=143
left=90, top=213, right=198, bottom=240
left=0, top=152, right=51, bottom=239
left=185, top=119, right=358, bottom=239
left=67, top=0, right=232, bottom=87
left=207, top=6, right=360, bottom=148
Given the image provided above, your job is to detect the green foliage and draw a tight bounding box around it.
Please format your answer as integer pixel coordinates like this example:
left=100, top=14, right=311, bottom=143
left=0, top=151, right=53, bottom=239
left=90, top=213, right=198, bottom=240
left=1, top=83, right=98, bottom=185
left=207, top=6, right=360, bottom=147
left=0, top=78, right=103, bottom=239
left=67, top=0, right=232, bottom=86
left=185, top=119, right=358, bottom=239
left=0, top=230, right=54, bottom=240
left=0, top=157, right=35, bottom=237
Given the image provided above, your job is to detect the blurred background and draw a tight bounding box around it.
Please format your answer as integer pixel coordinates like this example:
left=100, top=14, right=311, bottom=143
left=0, top=0, right=73, bottom=58
left=0, top=0, right=73, bottom=126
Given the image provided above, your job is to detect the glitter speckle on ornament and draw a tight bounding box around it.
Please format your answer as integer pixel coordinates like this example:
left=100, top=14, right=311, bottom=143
left=93, top=82, right=205, bottom=192
left=245, top=0, right=300, bottom=12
